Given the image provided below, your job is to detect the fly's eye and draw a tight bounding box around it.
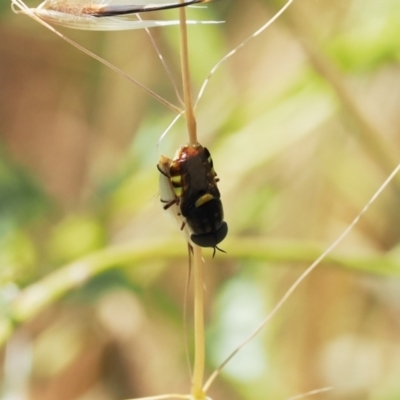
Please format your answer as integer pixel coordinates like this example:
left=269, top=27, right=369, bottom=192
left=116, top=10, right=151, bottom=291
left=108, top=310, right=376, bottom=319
left=190, top=222, right=228, bottom=248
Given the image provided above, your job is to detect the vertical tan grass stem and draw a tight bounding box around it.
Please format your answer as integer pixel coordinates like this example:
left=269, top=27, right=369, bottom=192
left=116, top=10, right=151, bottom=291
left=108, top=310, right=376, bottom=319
left=178, top=3, right=204, bottom=399
left=179, top=5, right=197, bottom=145
left=191, top=245, right=206, bottom=400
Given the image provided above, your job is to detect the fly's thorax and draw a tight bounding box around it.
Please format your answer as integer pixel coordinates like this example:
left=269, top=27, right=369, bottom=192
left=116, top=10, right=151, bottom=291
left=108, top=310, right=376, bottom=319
left=171, top=143, right=204, bottom=163
left=169, top=143, right=220, bottom=206
left=169, top=143, right=205, bottom=200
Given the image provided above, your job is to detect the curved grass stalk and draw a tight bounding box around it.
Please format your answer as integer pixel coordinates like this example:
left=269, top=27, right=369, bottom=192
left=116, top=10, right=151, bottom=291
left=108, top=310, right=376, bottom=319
left=195, top=0, right=293, bottom=109
left=157, top=112, right=185, bottom=153
left=287, top=386, right=333, bottom=400
left=125, top=394, right=192, bottom=400
left=202, top=162, right=400, bottom=392
left=10, top=0, right=220, bottom=114
left=11, top=0, right=183, bottom=112
left=137, top=13, right=184, bottom=107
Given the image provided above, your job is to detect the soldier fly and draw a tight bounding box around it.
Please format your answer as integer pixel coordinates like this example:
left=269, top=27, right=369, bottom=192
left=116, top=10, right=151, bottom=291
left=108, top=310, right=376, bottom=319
left=158, top=143, right=228, bottom=255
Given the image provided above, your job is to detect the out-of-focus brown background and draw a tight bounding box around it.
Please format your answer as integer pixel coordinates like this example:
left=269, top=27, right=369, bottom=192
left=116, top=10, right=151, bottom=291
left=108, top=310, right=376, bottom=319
left=1, top=0, right=400, bottom=399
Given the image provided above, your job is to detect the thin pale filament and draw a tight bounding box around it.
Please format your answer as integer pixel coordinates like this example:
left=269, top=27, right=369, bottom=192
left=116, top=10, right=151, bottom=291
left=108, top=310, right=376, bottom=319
left=195, top=0, right=293, bottom=109
left=11, top=0, right=183, bottom=113
left=136, top=13, right=184, bottom=106
left=287, top=387, right=333, bottom=400
left=124, top=394, right=192, bottom=400
left=203, top=162, right=400, bottom=392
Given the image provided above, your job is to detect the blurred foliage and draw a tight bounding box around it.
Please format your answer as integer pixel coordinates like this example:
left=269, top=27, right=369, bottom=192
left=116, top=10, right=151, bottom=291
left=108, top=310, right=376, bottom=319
left=1, top=0, right=400, bottom=399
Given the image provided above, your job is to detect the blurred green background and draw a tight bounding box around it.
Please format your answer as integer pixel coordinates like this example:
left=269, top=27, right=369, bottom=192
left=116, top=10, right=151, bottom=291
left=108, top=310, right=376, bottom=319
left=1, top=0, right=400, bottom=399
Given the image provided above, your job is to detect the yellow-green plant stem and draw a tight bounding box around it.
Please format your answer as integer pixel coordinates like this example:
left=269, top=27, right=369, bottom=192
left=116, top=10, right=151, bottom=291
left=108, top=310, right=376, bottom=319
left=178, top=4, right=197, bottom=145
left=2, top=238, right=400, bottom=349
left=191, top=245, right=206, bottom=400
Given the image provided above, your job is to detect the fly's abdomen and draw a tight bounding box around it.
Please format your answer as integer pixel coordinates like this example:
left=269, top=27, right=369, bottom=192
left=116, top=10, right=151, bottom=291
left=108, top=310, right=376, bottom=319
left=185, top=195, right=228, bottom=249
left=185, top=196, right=224, bottom=235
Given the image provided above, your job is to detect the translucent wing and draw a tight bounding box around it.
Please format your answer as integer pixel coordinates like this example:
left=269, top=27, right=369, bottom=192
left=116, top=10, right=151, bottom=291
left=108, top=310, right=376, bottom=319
left=158, top=155, right=193, bottom=245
